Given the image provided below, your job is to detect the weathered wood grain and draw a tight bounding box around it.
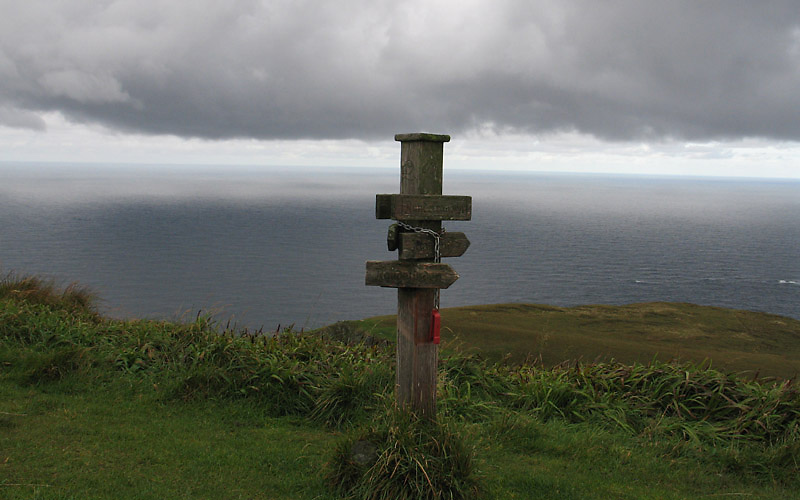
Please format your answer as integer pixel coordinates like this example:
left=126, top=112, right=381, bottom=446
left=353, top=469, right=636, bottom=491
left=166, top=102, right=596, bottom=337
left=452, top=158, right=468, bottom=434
left=365, top=260, right=459, bottom=289
left=375, top=194, right=472, bottom=221
left=396, top=288, right=437, bottom=416
left=398, top=231, right=471, bottom=259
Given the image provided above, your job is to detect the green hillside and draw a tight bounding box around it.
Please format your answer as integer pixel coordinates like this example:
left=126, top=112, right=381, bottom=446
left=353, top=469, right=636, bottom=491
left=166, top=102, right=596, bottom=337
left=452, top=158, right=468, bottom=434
left=356, top=302, right=800, bottom=379
left=3, top=273, right=799, bottom=499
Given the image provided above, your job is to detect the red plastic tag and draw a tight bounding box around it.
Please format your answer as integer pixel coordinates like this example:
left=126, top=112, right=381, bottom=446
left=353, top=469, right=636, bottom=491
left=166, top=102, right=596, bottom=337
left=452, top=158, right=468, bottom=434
left=431, top=309, right=441, bottom=344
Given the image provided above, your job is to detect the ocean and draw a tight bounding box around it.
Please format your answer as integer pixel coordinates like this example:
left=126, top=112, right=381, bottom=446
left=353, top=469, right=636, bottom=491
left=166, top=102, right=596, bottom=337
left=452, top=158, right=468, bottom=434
left=1, top=163, right=798, bottom=329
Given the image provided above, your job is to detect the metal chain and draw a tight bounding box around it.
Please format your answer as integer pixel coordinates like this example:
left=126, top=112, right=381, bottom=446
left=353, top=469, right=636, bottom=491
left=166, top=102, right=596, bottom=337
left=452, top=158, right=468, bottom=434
left=397, top=221, right=444, bottom=309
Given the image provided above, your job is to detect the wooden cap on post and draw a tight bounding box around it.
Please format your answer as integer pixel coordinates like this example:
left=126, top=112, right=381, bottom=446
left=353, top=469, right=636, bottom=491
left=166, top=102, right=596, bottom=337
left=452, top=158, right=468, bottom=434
left=395, top=133, right=451, bottom=143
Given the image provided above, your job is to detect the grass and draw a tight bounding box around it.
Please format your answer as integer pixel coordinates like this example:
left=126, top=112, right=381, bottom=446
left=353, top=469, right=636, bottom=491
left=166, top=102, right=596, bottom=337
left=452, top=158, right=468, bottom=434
left=2, top=272, right=800, bottom=499
left=0, top=271, right=99, bottom=321
left=353, top=302, right=800, bottom=379
left=1, top=384, right=336, bottom=499
left=326, top=405, right=481, bottom=499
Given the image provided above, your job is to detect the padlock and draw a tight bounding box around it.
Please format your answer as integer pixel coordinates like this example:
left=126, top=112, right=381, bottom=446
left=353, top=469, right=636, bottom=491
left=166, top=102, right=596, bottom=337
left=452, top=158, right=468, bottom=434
left=431, top=309, right=441, bottom=344
left=387, top=223, right=399, bottom=251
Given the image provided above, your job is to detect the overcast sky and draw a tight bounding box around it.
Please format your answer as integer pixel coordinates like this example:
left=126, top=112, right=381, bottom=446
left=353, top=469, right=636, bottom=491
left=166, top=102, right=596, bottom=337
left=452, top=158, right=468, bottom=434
left=1, top=0, right=799, bottom=178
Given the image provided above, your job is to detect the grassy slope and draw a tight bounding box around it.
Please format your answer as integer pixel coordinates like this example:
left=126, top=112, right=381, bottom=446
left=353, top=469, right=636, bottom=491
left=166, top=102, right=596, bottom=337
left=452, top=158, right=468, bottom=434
left=2, top=275, right=799, bottom=499
left=357, top=302, right=800, bottom=379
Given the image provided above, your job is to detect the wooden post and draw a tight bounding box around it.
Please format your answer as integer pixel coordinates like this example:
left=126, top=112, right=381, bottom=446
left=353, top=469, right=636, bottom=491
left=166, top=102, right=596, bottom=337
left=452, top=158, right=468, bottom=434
left=396, top=133, right=448, bottom=418
left=365, top=132, right=471, bottom=420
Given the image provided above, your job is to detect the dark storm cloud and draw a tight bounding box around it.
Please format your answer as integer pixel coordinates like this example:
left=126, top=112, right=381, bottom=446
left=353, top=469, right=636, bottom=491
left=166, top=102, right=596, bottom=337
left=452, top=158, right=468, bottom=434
left=1, top=0, right=799, bottom=141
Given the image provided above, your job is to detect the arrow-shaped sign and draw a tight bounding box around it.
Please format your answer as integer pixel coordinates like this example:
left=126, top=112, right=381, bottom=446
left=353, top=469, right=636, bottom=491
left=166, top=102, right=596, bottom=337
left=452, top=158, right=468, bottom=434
left=365, top=261, right=459, bottom=289
left=398, top=232, right=470, bottom=259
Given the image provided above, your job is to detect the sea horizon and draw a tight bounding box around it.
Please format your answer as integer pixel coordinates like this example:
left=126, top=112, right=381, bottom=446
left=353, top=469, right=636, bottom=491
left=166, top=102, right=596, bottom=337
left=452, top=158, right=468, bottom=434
left=2, top=162, right=798, bottom=328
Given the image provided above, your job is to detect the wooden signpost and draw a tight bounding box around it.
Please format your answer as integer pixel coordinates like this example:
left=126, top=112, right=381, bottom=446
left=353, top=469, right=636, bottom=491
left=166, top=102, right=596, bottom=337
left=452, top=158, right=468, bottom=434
left=365, top=133, right=471, bottom=419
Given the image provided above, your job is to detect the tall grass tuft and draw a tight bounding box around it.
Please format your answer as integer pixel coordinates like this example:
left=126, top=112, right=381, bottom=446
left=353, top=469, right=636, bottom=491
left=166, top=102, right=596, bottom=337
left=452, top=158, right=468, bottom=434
left=0, top=271, right=98, bottom=319
left=438, top=351, right=509, bottom=422
left=163, top=327, right=394, bottom=422
left=325, top=406, right=481, bottom=500
left=310, top=364, right=393, bottom=428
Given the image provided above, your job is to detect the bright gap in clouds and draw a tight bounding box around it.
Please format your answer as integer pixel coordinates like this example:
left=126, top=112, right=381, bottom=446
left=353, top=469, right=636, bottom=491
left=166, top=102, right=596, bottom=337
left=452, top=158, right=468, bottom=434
left=1, top=112, right=799, bottom=180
